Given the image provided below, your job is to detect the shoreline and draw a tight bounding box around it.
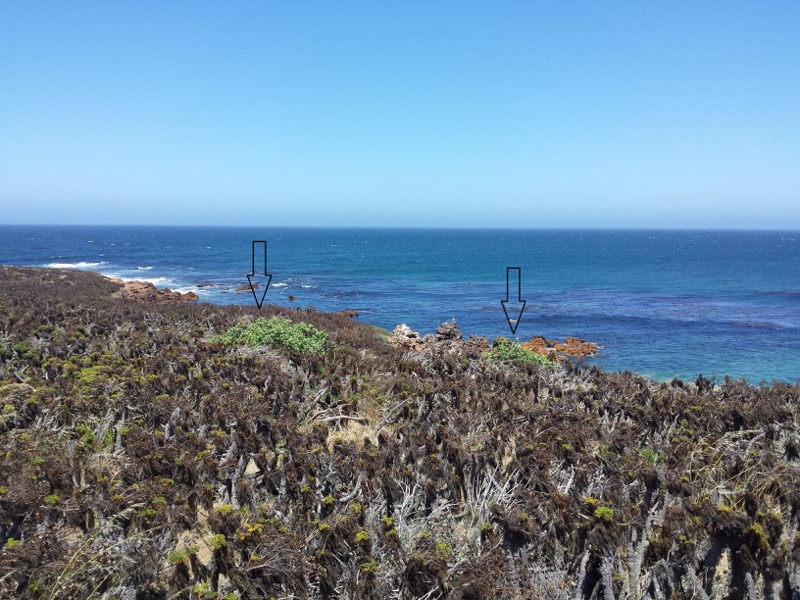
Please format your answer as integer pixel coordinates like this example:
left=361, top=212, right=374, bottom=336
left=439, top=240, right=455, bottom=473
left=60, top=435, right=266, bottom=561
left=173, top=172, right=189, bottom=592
left=6, top=263, right=799, bottom=384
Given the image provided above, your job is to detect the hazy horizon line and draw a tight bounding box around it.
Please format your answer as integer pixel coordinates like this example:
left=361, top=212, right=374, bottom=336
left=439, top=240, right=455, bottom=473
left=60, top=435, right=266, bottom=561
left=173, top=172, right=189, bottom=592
left=1, top=223, right=799, bottom=233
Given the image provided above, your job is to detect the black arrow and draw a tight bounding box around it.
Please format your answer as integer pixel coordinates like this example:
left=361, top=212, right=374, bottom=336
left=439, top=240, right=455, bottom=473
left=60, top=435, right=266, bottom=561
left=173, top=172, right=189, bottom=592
left=501, top=267, right=526, bottom=335
left=246, top=240, right=272, bottom=309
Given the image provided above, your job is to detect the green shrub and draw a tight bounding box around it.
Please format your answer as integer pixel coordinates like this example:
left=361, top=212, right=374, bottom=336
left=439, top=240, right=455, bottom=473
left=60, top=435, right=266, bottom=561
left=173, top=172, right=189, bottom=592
left=485, top=338, right=556, bottom=367
left=640, top=446, right=657, bottom=465
left=168, top=550, right=188, bottom=565
left=213, top=318, right=328, bottom=353
left=594, top=506, right=614, bottom=522
left=74, top=423, right=96, bottom=448
left=435, top=541, right=452, bottom=560
left=361, top=560, right=378, bottom=573
left=354, top=530, right=369, bottom=543
left=210, top=533, right=227, bottom=550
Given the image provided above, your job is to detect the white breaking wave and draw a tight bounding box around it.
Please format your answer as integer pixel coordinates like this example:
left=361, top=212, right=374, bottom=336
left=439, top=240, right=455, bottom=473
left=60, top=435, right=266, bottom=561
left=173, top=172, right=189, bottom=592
left=273, top=282, right=289, bottom=288
left=45, top=261, right=108, bottom=269
left=115, top=276, right=171, bottom=286
left=172, top=286, right=201, bottom=294
left=137, top=266, right=153, bottom=270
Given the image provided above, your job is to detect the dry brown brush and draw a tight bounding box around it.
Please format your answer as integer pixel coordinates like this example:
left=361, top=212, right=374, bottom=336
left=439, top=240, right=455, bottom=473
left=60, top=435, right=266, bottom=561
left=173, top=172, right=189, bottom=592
left=1, top=266, right=799, bottom=599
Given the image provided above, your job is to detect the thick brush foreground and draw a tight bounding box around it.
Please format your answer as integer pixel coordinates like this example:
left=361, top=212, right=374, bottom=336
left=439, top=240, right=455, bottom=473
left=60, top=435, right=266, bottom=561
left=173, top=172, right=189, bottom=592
left=1, top=266, right=799, bottom=599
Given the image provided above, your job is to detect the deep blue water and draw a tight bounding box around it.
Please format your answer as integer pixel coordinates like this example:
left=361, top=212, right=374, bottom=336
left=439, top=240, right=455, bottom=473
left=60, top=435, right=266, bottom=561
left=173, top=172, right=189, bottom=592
left=1, top=225, right=799, bottom=383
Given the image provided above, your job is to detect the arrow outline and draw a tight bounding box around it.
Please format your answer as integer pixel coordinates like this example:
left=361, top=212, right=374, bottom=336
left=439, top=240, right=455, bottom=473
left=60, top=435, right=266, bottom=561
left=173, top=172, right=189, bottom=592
left=246, top=240, right=272, bottom=309
left=501, top=267, right=526, bottom=335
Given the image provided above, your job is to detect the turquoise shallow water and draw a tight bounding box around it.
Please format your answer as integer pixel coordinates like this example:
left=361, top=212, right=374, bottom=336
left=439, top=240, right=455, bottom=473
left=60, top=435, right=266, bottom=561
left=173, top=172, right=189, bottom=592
left=1, top=226, right=798, bottom=383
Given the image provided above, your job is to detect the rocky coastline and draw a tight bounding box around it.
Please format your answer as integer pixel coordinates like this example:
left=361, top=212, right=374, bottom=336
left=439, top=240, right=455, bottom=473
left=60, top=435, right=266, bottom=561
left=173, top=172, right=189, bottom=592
left=391, top=322, right=599, bottom=363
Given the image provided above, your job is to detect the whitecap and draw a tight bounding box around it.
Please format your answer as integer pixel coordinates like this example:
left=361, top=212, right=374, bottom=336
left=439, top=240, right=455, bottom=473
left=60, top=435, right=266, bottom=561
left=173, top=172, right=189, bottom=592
left=116, top=276, right=170, bottom=286
left=137, top=266, right=153, bottom=270
left=273, top=283, right=289, bottom=288
left=45, top=261, right=107, bottom=269
left=172, top=286, right=201, bottom=294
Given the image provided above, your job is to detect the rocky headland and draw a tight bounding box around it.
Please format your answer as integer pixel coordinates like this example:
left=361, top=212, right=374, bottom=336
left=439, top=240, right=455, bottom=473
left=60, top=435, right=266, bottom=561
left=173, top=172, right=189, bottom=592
left=1, top=266, right=799, bottom=599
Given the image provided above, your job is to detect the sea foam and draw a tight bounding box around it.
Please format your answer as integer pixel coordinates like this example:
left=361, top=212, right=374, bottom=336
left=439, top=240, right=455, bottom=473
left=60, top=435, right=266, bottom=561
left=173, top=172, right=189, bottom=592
left=45, top=261, right=107, bottom=269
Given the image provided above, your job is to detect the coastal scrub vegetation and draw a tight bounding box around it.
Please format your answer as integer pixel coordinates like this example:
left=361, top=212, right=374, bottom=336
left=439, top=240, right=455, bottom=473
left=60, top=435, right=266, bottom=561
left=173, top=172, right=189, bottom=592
left=485, top=337, right=558, bottom=368
left=212, top=316, right=328, bottom=353
left=1, top=265, right=800, bottom=599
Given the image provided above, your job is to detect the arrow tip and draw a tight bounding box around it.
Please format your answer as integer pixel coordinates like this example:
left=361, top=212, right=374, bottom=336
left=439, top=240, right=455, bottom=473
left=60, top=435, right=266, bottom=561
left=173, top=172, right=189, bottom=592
left=246, top=274, right=272, bottom=309
left=501, top=300, right=526, bottom=335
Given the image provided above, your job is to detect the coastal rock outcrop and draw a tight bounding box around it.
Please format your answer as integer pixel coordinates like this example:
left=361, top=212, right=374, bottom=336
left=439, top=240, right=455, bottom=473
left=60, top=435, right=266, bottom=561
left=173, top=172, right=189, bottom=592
left=435, top=321, right=462, bottom=341
left=522, top=335, right=599, bottom=361
left=112, top=279, right=199, bottom=303
left=557, top=336, right=598, bottom=357
left=391, top=323, right=425, bottom=350
left=392, top=322, right=488, bottom=359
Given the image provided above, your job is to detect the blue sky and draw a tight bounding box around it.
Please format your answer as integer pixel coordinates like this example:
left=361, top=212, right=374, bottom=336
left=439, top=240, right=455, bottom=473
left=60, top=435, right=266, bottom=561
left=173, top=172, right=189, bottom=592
left=1, top=2, right=799, bottom=228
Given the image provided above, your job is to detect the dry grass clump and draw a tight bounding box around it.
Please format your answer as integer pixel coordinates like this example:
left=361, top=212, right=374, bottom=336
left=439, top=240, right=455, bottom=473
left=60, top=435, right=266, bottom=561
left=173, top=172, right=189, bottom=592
left=1, top=266, right=799, bottom=599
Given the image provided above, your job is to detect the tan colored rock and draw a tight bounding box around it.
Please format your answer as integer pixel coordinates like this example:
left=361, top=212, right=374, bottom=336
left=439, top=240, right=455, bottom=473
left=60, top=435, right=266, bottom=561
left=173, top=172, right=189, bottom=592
left=522, top=336, right=550, bottom=356
left=555, top=336, right=598, bottom=357
left=522, top=335, right=598, bottom=361
left=244, top=458, right=260, bottom=477
left=392, top=324, right=425, bottom=350
left=116, top=279, right=199, bottom=303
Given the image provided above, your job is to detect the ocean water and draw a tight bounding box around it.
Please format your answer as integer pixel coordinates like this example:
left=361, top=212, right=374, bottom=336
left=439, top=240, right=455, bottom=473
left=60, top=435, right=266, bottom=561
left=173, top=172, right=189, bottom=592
left=1, top=225, right=798, bottom=384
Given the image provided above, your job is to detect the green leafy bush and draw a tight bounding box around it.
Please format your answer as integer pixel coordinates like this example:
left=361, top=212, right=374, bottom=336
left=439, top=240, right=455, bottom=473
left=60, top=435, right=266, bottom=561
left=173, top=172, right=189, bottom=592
left=213, top=317, right=328, bottom=353
left=168, top=550, right=188, bottom=565
left=594, top=506, right=614, bottom=522
left=354, top=530, right=369, bottom=543
left=485, top=338, right=556, bottom=368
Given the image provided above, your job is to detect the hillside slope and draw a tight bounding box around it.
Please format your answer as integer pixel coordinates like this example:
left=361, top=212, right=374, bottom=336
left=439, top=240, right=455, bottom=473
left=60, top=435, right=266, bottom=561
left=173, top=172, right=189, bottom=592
left=1, top=266, right=799, bottom=599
